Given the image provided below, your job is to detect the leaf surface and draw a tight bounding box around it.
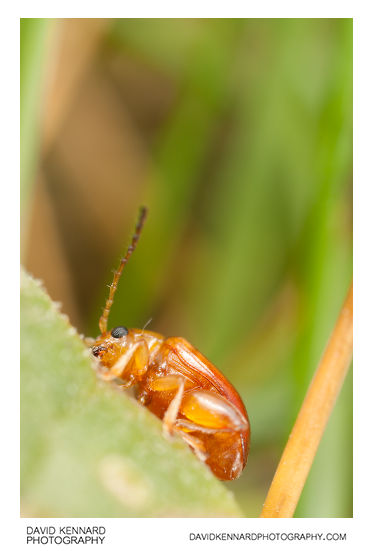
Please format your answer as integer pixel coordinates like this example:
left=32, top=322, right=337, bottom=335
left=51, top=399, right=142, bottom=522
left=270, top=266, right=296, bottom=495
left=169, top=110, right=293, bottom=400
left=20, top=268, right=242, bottom=517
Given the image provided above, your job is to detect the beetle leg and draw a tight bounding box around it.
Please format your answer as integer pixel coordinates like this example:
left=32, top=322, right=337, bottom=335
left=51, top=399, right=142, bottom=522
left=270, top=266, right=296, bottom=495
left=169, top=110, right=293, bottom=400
left=179, top=389, right=249, bottom=433
left=110, top=345, right=141, bottom=378
left=95, top=341, right=149, bottom=386
left=176, top=389, right=248, bottom=480
left=162, top=377, right=185, bottom=438
left=92, top=347, right=135, bottom=382
left=94, top=365, right=119, bottom=382
left=175, top=418, right=234, bottom=434
left=95, top=366, right=135, bottom=387
left=178, top=431, right=208, bottom=462
left=157, top=378, right=208, bottom=460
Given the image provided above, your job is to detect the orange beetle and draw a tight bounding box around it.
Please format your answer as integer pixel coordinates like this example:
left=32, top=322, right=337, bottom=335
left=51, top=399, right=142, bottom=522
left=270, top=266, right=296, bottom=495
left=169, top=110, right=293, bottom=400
left=91, top=208, right=250, bottom=480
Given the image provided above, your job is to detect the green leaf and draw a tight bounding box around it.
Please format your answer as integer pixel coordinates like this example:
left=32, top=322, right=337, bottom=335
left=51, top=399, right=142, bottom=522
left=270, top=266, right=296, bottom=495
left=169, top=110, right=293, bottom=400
left=20, top=268, right=242, bottom=517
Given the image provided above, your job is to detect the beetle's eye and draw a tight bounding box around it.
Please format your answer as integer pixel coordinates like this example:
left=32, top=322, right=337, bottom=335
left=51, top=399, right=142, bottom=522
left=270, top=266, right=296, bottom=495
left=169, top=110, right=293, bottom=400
left=111, top=326, right=128, bottom=338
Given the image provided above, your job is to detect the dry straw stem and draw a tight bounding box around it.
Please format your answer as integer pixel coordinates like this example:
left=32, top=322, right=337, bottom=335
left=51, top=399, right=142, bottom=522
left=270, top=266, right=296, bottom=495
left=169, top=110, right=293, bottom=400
left=260, top=282, right=353, bottom=518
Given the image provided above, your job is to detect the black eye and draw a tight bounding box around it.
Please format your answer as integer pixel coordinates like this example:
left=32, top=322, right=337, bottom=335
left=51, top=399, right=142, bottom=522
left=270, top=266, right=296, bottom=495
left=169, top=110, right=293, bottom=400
left=111, top=326, right=128, bottom=338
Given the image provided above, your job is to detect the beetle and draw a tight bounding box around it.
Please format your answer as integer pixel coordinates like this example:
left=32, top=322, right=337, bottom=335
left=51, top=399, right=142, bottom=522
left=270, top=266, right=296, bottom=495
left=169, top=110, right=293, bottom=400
left=90, top=207, right=250, bottom=480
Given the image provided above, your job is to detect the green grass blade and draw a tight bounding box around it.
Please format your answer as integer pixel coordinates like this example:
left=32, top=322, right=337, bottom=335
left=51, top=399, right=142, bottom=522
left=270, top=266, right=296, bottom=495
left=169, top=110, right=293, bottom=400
left=20, top=18, right=51, bottom=252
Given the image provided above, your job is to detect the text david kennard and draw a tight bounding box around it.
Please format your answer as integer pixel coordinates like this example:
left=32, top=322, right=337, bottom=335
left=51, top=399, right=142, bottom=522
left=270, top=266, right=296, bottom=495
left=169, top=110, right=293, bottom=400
left=26, top=526, right=106, bottom=545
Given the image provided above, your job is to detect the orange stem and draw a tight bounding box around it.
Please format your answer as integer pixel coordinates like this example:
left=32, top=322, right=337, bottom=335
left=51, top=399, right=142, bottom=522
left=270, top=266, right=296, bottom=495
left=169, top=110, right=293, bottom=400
left=260, top=282, right=353, bottom=518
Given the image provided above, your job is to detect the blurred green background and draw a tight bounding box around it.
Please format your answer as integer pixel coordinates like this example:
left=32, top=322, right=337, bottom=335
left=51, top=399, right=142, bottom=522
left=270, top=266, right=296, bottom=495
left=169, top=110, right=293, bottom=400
left=21, top=18, right=352, bottom=517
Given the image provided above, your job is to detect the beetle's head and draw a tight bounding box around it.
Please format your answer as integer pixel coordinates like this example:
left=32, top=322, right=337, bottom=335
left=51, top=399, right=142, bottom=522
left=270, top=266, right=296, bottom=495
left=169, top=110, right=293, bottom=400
left=91, top=325, right=134, bottom=369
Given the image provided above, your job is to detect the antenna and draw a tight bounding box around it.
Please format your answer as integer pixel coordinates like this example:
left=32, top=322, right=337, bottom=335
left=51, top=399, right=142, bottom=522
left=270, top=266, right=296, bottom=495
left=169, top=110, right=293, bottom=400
left=99, top=206, right=148, bottom=334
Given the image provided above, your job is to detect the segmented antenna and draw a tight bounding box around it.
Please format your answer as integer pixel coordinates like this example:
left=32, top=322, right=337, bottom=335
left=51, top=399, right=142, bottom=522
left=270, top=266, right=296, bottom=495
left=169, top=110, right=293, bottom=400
left=99, top=206, right=148, bottom=334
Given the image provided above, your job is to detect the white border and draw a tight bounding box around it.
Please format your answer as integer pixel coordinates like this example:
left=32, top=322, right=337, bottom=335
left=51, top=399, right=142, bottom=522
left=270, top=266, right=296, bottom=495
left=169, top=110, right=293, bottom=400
left=3, top=2, right=372, bottom=550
